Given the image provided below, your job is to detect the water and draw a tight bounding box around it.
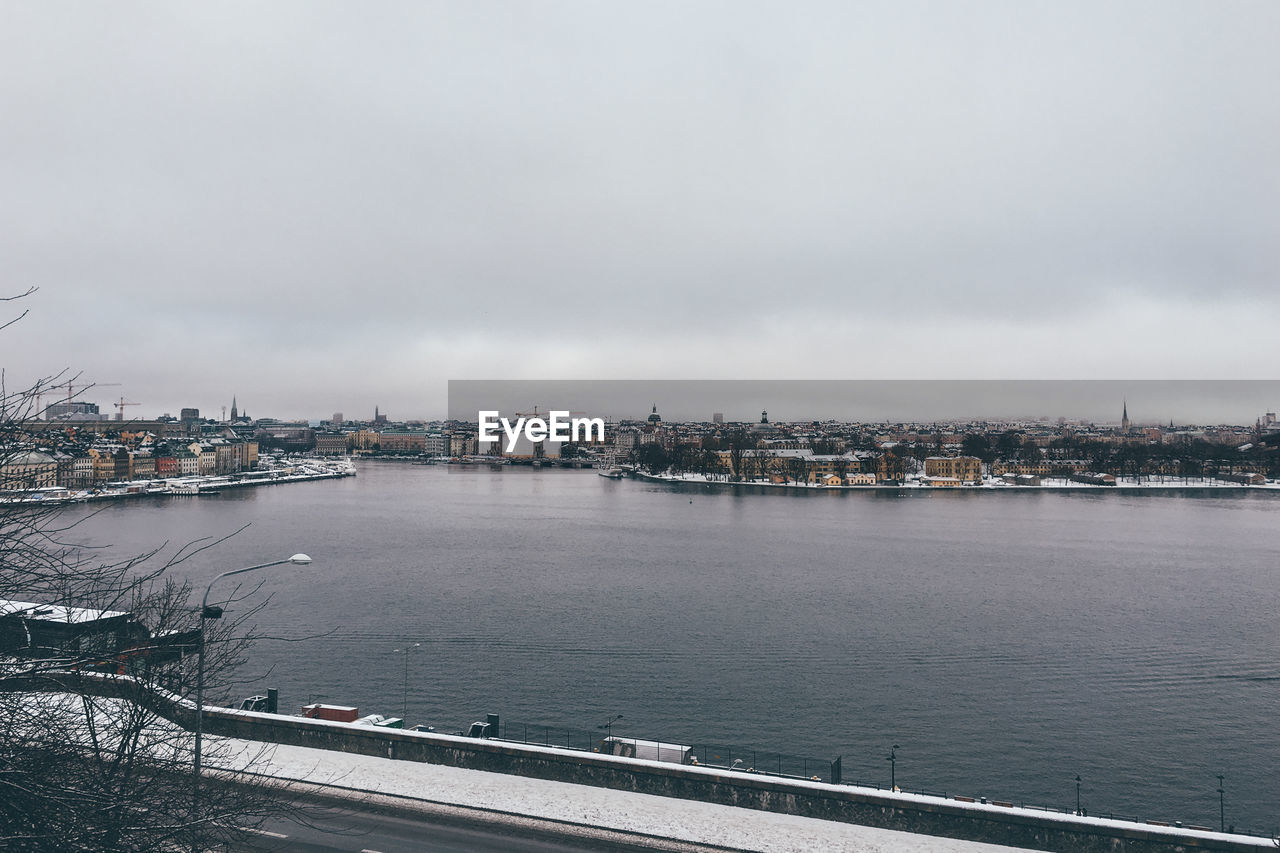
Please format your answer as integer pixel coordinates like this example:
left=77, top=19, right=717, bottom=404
left=55, top=462, right=1280, bottom=832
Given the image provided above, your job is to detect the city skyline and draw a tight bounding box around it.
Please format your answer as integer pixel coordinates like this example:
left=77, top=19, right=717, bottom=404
left=26, top=380, right=1279, bottom=430
left=3, top=4, right=1278, bottom=420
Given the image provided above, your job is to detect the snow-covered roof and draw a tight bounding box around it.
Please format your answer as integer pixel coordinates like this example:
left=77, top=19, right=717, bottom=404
left=0, top=599, right=128, bottom=623
left=3, top=450, right=55, bottom=465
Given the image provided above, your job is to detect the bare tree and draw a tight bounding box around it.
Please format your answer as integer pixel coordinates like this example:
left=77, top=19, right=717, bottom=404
left=1, top=293, right=299, bottom=852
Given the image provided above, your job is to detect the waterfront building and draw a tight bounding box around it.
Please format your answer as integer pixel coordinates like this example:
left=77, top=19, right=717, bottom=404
left=991, top=459, right=1055, bottom=477
left=378, top=430, right=427, bottom=453
left=186, top=442, right=218, bottom=474
left=175, top=448, right=198, bottom=475
left=314, top=433, right=351, bottom=455
left=614, top=429, right=639, bottom=452
left=921, top=476, right=962, bottom=487
left=0, top=450, right=58, bottom=491
left=155, top=452, right=178, bottom=478
left=349, top=430, right=379, bottom=452
left=449, top=433, right=477, bottom=456
left=924, top=456, right=983, bottom=483
left=128, top=450, right=155, bottom=480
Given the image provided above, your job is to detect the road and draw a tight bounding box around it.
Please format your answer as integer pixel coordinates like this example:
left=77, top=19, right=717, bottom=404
left=238, top=802, right=717, bottom=853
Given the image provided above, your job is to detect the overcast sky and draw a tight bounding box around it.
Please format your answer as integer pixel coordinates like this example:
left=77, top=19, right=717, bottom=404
left=2, top=2, right=1277, bottom=422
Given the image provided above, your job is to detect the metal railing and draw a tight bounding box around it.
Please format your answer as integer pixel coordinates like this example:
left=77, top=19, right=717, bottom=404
left=482, top=717, right=1280, bottom=841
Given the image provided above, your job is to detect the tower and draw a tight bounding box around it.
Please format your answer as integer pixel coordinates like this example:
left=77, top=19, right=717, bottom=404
left=1121, top=401, right=1130, bottom=434
left=230, top=396, right=238, bottom=422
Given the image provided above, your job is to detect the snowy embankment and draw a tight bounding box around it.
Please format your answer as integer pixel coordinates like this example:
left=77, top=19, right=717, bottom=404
left=214, top=736, right=1037, bottom=853
left=635, top=471, right=1278, bottom=491
left=15, top=685, right=1270, bottom=852
left=2, top=459, right=356, bottom=505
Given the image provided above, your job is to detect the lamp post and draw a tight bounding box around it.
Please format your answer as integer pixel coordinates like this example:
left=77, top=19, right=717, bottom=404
left=887, top=744, right=899, bottom=790
left=1075, top=775, right=1081, bottom=815
left=393, top=642, right=421, bottom=720
left=1217, top=774, right=1225, bottom=833
left=194, top=554, right=313, bottom=788
left=597, top=714, right=624, bottom=741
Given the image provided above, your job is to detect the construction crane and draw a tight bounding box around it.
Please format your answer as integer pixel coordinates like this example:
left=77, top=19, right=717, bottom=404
left=114, top=398, right=141, bottom=421
left=41, top=380, right=122, bottom=419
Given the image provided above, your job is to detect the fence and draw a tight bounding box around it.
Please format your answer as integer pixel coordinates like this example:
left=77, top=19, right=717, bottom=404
left=487, top=716, right=1280, bottom=842
left=494, top=719, right=837, bottom=783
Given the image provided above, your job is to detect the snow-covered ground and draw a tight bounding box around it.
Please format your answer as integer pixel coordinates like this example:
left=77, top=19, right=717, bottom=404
left=213, top=736, right=1035, bottom=852
left=211, top=735, right=1275, bottom=852
left=15, top=689, right=1271, bottom=851
left=637, top=471, right=1278, bottom=491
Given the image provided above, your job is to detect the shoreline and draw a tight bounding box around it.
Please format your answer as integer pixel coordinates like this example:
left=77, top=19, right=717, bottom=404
left=2, top=458, right=357, bottom=506
left=631, top=470, right=1279, bottom=492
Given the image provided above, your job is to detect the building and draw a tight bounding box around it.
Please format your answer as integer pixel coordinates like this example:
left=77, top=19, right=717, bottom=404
left=1071, top=472, right=1117, bottom=486
left=0, top=450, right=58, bottom=490
left=922, top=476, right=962, bottom=488
left=128, top=450, right=155, bottom=480
left=449, top=433, right=477, bottom=456
left=991, top=460, right=1054, bottom=477
left=45, top=401, right=107, bottom=420
left=55, top=451, right=94, bottom=489
left=187, top=442, right=218, bottom=474
left=924, top=456, right=982, bottom=483
left=349, top=430, right=378, bottom=452
left=175, top=448, right=199, bottom=475
left=378, top=430, right=427, bottom=453
left=0, top=599, right=137, bottom=661
left=314, top=433, right=350, bottom=455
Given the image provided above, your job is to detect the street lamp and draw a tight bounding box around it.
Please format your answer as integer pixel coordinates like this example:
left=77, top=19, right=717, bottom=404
left=597, top=714, right=624, bottom=740
left=194, top=554, right=313, bottom=787
left=1075, top=775, right=1081, bottom=815
left=887, top=744, right=899, bottom=790
left=393, top=642, right=421, bottom=720
left=1217, top=774, right=1225, bottom=833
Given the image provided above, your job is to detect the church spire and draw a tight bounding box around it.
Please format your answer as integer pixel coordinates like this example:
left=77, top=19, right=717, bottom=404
left=1121, top=400, right=1130, bottom=434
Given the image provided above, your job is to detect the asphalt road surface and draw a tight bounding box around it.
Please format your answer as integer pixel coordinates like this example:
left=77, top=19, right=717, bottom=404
left=238, top=803, right=711, bottom=853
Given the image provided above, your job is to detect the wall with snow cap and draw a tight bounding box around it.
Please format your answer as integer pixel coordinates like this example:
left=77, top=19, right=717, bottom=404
left=191, top=700, right=1280, bottom=852
left=3, top=672, right=1268, bottom=853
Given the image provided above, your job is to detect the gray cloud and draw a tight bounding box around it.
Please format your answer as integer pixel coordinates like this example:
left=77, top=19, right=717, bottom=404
left=2, top=2, right=1277, bottom=420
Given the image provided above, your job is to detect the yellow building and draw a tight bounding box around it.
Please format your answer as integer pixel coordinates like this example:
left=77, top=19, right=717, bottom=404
left=922, top=476, right=962, bottom=488
left=991, top=460, right=1053, bottom=477
left=924, top=456, right=982, bottom=483
left=1, top=450, right=58, bottom=491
